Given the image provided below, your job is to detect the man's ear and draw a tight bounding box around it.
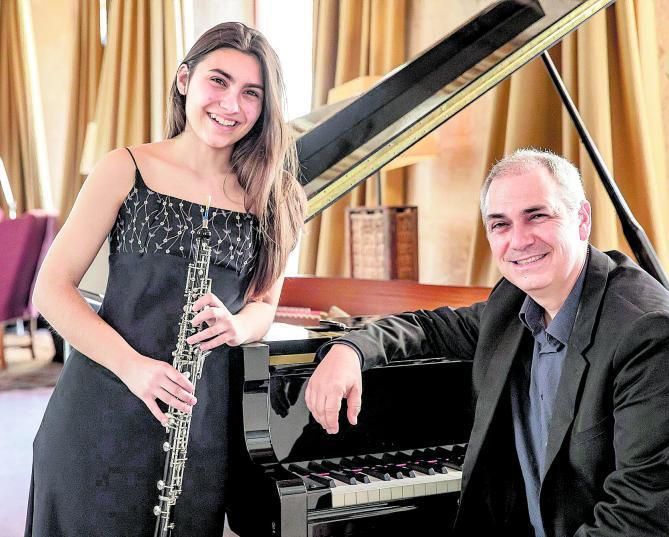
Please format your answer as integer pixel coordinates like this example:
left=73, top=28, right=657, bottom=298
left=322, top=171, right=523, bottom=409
left=176, top=64, right=190, bottom=96
left=578, top=200, right=592, bottom=241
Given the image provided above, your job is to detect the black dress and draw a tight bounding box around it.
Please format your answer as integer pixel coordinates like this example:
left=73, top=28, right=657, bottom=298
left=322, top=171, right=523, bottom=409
left=25, top=159, right=259, bottom=537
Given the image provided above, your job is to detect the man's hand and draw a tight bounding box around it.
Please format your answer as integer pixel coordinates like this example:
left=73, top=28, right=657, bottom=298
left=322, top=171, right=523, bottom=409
left=305, top=344, right=362, bottom=434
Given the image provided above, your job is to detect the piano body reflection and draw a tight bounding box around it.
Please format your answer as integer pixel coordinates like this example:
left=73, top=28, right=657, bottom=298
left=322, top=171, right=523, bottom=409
left=232, top=1, right=667, bottom=535
left=236, top=324, right=470, bottom=536
left=231, top=282, right=489, bottom=536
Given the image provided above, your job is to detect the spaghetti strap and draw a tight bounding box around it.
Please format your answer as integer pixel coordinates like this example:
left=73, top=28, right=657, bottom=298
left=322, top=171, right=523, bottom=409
left=124, top=147, right=147, bottom=188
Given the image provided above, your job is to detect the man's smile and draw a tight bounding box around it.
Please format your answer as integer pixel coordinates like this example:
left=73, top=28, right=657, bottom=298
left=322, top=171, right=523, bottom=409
left=509, top=253, right=548, bottom=266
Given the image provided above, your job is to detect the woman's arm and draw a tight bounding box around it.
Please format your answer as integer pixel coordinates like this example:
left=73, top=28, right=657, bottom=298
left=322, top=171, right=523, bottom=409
left=187, top=275, right=284, bottom=349
left=33, top=148, right=196, bottom=423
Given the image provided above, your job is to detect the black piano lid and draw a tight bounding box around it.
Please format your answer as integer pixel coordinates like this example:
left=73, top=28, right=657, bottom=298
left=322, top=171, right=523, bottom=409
left=294, top=0, right=614, bottom=221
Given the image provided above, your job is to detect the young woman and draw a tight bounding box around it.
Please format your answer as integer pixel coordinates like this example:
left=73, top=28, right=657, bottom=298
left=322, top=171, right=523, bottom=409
left=26, top=22, right=305, bottom=536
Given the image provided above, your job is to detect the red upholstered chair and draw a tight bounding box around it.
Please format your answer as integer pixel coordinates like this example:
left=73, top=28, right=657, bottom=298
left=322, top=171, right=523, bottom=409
left=0, top=211, right=58, bottom=369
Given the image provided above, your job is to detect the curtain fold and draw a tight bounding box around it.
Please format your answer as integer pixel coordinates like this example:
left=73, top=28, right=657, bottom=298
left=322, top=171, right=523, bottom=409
left=59, top=0, right=103, bottom=222
left=81, top=0, right=185, bottom=169
left=466, top=1, right=669, bottom=286
left=299, top=0, right=407, bottom=277
left=0, top=0, right=43, bottom=215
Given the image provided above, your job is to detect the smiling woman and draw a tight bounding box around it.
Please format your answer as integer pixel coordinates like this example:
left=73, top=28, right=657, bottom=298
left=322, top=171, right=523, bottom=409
left=25, top=22, right=305, bottom=537
left=179, top=49, right=264, bottom=148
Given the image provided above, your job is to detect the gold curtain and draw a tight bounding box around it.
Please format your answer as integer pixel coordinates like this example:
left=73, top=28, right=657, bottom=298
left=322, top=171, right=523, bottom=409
left=467, top=1, right=669, bottom=285
left=59, top=1, right=103, bottom=222
left=0, top=0, right=43, bottom=214
left=299, top=0, right=407, bottom=277
left=81, top=0, right=185, bottom=169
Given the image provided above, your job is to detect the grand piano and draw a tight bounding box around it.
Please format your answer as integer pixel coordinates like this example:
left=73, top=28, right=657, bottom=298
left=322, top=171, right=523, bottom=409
left=228, top=1, right=667, bottom=535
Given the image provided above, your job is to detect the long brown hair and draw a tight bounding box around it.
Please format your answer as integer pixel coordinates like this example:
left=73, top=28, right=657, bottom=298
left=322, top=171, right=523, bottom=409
left=166, top=22, right=305, bottom=300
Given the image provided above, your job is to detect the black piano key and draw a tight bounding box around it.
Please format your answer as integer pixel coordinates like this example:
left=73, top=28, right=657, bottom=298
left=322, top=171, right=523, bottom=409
left=380, top=455, right=416, bottom=478
left=428, top=454, right=462, bottom=471
left=339, top=457, right=364, bottom=471
left=425, top=450, right=462, bottom=471
left=406, top=462, right=436, bottom=475
left=336, top=467, right=371, bottom=484
left=363, top=455, right=403, bottom=479
left=288, top=464, right=336, bottom=489
left=320, top=460, right=340, bottom=471
left=435, top=447, right=461, bottom=463
left=308, top=461, right=329, bottom=473
left=348, top=471, right=371, bottom=484
left=393, top=452, right=412, bottom=463
left=423, top=459, right=451, bottom=474
left=395, top=466, right=417, bottom=478
left=307, top=473, right=337, bottom=488
left=437, top=445, right=466, bottom=461
left=362, top=467, right=392, bottom=481
left=381, top=453, right=400, bottom=464
left=349, top=456, right=368, bottom=467
left=434, top=446, right=454, bottom=458
left=441, top=460, right=463, bottom=471
left=340, top=456, right=369, bottom=472
left=320, top=460, right=371, bottom=484
left=411, top=450, right=451, bottom=474
left=287, top=463, right=311, bottom=476
left=403, top=453, right=440, bottom=475
left=328, top=470, right=357, bottom=485
left=451, top=444, right=467, bottom=456
left=306, top=461, right=355, bottom=485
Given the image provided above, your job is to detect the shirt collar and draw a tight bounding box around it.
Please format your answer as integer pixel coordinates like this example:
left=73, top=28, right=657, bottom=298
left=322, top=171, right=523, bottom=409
left=519, top=248, right=589, bottom=346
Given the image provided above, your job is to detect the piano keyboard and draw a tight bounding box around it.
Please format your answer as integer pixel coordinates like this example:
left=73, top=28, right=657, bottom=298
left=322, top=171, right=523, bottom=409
left=286, top=445, right=466, bottom=509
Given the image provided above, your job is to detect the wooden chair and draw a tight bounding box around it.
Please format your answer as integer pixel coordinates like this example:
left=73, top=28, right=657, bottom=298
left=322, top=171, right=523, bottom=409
left=0, top=211, right=58, bottom=369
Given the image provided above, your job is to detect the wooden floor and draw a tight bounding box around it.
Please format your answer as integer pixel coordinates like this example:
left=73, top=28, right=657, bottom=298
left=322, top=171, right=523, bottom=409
left=0, top=387, right=51, bottom=537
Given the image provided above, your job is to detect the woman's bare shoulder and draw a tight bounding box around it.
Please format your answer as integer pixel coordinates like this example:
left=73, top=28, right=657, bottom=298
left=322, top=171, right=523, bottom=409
left=126, top=140, right=175, bottom=164
left=83, top=147, right=138, bottom=202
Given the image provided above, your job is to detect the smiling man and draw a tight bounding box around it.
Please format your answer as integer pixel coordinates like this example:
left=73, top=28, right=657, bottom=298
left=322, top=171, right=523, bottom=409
left=305, top=149, right=669, bottom=536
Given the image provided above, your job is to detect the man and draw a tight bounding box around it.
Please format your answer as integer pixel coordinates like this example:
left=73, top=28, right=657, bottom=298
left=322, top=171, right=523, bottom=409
left=305, top=149, right=669, bottom=536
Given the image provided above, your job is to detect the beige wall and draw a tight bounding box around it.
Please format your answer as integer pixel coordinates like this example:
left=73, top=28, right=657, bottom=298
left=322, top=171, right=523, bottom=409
left=30, top=0, right=77, bottom=210
left=192, top=0, right=254, bottom=42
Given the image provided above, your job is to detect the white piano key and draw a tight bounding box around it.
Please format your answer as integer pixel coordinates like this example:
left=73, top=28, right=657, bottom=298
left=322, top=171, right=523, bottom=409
left=356, top=490, right=369, bottom=504
left=367, top=488, right=380, bottom=502
left=330, top=469, right=462, bottom=508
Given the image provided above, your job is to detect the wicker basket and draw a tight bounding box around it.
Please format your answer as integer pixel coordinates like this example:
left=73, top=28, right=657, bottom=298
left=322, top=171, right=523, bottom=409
left=347, top=206, right=418, bottom=280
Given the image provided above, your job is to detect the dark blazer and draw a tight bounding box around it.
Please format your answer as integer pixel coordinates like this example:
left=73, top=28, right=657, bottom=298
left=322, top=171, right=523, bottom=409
left=341, top=248, right=669, bottom=537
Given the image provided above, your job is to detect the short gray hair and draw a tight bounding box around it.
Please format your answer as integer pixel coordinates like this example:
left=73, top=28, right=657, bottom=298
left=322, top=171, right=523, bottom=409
left=480, top=148, right=586, bottom=217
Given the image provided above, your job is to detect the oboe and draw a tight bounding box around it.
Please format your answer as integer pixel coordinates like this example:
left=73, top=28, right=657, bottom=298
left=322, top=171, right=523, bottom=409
left=153, top=201, right=213, bottom=537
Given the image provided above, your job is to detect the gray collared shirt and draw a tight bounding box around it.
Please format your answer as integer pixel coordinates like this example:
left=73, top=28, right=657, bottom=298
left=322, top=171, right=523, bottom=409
left=510, top=255, right=588, bottom=537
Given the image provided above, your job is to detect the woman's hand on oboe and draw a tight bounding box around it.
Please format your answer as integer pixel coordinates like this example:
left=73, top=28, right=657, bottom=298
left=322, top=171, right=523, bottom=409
left=187, top=292, right=249, bottom=349
left=120, top=354, right=197, bottom=425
